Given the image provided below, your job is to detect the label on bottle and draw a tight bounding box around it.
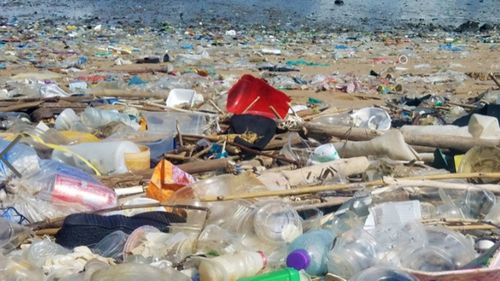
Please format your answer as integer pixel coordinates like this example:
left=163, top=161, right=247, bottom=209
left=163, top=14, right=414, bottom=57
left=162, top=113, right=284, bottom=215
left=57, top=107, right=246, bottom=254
left=52, top=175, right=117, bottom=209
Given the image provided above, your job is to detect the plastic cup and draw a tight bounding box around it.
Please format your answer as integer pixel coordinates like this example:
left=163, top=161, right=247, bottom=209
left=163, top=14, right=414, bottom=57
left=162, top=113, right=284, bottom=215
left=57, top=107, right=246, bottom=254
left=253, top=201, right=303, bottom=244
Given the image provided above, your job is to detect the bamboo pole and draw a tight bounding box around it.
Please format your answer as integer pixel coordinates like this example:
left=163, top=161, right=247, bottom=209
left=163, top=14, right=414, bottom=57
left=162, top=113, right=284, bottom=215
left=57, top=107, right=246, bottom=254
left=305, top=122, right=500, bottom=151
left=199, top=172, right=500, bottom=202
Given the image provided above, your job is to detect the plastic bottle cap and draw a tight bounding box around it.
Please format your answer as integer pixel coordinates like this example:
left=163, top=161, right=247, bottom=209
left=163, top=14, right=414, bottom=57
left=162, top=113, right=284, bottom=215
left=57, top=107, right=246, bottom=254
left=286, top=249, right=311, bottom=270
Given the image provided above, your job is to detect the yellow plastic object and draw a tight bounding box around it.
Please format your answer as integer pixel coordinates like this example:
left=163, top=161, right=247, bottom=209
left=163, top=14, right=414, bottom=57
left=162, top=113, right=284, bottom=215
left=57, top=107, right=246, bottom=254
left=124, top=145, right=151, bottom=172
left=60, top=131, right=100, bottom=143
left=458, top=146, right=500, bottom=183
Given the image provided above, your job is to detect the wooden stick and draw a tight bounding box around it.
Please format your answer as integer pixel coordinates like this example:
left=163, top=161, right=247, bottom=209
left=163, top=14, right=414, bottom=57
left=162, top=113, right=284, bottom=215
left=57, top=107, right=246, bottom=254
left=242, top=96, right=261, bottom=114
left=181, top=133, right=299, bottom=165
left=176, top=120, right=184, bottom=147
left=490, top=73, right=500, bottom=89
left=199, top=172, right=500, bottom=202
left=208, top=99, right=224, bottom=114
left=373, top=180, right=500, bottom=195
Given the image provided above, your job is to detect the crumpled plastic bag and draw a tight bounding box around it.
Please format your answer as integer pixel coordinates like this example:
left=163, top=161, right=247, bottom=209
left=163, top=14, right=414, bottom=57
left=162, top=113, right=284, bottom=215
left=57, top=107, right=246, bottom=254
left=146, top=160, right=195, bottom=202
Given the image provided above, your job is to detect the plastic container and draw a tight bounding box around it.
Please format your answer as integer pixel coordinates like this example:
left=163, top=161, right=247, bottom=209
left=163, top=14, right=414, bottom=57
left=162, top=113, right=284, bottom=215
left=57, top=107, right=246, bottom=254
left=166, top=88, right=204, bottom=108
left=350, top=266, right=417, bottom=281
left=298, top=207, right=323, bottom=232
left=327, top=228, right=379, bottom=279
left=91, top=230, right=129, bottom=259
left=309, top=143, right=340, bottom=164
left=253, top=201, right=303, bottom=245
left=458, top=146, right=500, bottom=184
left=226, top=74, right=291, bottom=120
left=400, top=226, right=477, bottom=271
left=237, top=268, right=308, bottom=281
left=52, top=141, right=141, bottom=175
left=55, top=108, right=80, bottom=130
left=350, top=107, right=391, bottom=131
left=286, top=229, right=335, bottom=275
left=140, top=137, right=175, bottom=164
left=143, top=111, right=210, bottom=136
left=25, top=238, right=70, bottom=267
left=198, top=251, right=267, bottom=281
left=124, top=145, right=150, bottom=171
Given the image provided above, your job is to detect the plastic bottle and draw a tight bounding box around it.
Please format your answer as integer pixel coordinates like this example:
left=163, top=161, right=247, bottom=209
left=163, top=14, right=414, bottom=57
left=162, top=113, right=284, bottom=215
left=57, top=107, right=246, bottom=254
left=24, top=238, right=70, bottom=267
left=39, top=174, right=118, bottom=210
left=286, top=229, right=335, bottom=275
left=81, top=107, right=139, bottom=130
left=237, top=268, right=309, bottom=281
left=51, top=141, right=141, bottom=175
left=198, top=251, right=267, bottom=281
left=0, top=217, right=32, bottom=253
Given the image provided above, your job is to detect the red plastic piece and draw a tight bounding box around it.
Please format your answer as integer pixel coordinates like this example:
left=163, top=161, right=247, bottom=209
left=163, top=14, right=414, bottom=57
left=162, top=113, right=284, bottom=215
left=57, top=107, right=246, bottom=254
left=226, top=74, right=291, bottom=120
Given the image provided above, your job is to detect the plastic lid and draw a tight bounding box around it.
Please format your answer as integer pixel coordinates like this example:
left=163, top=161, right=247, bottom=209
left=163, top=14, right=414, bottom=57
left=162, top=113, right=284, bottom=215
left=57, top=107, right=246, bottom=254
left=286, top=249, right=311, bottom=270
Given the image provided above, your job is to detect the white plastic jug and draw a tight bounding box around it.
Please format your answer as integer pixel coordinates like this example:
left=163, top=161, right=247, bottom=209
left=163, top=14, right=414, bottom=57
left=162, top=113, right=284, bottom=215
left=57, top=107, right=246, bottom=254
left=52, top=141, right=140, bottom=175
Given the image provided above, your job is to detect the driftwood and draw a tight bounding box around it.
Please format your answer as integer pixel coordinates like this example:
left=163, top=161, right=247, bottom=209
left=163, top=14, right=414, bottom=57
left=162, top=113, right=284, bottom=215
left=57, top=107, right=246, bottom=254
left=256, top=157, right=370, bottom=192
left=401, top=132, right=500, bottom=151
left=305, top=123, right=382, bottom=141
left=305, top=122, right=500, bottom=151
left=90, top=89, right=170, bottom=99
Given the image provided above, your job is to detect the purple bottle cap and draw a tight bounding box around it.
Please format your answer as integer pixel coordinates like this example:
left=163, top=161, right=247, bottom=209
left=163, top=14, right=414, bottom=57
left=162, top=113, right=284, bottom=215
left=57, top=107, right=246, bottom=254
left=286, top=249, right=311, bottom=270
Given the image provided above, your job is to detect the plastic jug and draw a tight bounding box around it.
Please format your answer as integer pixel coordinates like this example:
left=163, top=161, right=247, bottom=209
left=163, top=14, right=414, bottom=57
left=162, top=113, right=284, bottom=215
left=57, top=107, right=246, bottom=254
left=286, top=229, right=335, bottom=275
left=52, top=141, right=140, bottom=175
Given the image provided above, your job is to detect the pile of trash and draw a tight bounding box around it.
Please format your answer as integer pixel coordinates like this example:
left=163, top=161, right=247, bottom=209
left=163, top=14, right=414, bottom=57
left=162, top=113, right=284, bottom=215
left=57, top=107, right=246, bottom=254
left=0, top=16, right=499, bottom=281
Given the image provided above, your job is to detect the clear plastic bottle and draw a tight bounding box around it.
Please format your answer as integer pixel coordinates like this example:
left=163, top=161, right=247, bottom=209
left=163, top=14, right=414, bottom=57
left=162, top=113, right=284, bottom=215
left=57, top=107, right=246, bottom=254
left=0, top=217, right=32, bottom=253
left=198, top=251, right=267, bottom=281
left=286, top=229, right=335, bottom=275
left=81, top=107, right=139, bottom=130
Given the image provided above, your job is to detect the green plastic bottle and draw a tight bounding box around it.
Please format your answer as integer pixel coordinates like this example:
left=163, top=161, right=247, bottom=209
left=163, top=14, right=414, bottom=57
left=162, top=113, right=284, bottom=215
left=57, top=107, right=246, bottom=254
left=237, top=268, right=303, bottom=281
